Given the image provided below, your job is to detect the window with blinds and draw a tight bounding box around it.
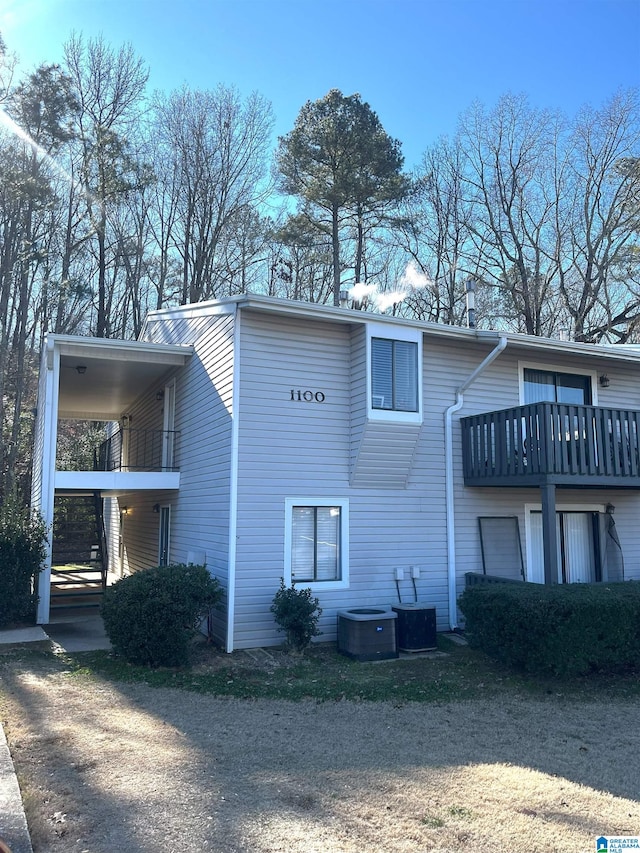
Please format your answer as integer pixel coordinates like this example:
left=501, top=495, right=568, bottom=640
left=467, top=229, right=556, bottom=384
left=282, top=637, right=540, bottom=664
left=371, top=337, right=418, bottom=412
left=291, top=506, right=341, bottom=582
left=285, top=498, right=349, bottom=589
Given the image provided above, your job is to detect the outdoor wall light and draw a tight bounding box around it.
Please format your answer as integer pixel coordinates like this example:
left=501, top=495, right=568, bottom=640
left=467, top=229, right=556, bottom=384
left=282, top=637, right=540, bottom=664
left=156, top=390, right=164, bottom=401
left=121, top=506, right=129, bottom=515
left=599, top=374, right=610, bottom=387
left=153, top=503, right=160, bottom=514
left=76, top=365, right=87, bottom=374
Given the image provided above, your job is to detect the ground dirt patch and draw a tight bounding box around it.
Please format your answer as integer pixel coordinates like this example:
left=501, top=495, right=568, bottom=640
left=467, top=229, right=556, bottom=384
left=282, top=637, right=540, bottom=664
left=0, top=643, right=638, bottom=853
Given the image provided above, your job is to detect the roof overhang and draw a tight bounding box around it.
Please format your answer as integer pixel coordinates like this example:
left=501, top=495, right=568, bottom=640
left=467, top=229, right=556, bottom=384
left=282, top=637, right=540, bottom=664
left=47, top=335, right=193, bottom=420
left=144, top=293, right=640, bottom=368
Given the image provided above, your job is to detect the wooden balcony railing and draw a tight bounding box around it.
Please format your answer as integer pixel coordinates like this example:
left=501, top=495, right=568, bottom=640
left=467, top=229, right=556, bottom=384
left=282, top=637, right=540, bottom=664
left=461, top=403, right=640, bottom=487
left=94, top=428, right=179, bottom=473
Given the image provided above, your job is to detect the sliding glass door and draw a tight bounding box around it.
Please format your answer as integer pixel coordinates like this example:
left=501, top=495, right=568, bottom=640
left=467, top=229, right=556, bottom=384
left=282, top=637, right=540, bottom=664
left=528, top=511, right=597, bottom=583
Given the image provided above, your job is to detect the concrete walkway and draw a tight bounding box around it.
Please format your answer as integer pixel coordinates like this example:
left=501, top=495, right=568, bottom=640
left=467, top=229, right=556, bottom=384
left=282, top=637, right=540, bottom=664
left=0, top=615, right=111, bottom=852
left=44, top=613, right=111, bottom=652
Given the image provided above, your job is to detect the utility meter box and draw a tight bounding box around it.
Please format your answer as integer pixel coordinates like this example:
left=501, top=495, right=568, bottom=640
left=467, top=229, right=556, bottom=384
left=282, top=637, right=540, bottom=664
left=391, top=603, right=437, bottom=652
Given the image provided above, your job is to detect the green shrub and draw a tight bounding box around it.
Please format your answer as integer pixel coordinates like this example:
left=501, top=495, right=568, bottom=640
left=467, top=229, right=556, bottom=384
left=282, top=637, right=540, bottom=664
left=101, top=563, right=222, bottom=667
left=270, top=579, right=322, bottom=652
left=0, top=495, right=47, bottom=628
left=458, top=581, right=640, bottom=677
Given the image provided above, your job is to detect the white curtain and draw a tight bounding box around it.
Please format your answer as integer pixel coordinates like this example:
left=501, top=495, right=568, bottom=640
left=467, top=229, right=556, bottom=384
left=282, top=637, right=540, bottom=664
left=524, top=369, right=556, bottom=403
left=563, top=513, right=595, bottom=583
left=528, top=511, right=594, bottom=583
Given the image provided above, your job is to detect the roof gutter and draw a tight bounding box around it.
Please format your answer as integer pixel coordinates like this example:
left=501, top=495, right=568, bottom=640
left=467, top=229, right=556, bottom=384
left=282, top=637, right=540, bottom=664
left=444, top=335, right=508, bottom=630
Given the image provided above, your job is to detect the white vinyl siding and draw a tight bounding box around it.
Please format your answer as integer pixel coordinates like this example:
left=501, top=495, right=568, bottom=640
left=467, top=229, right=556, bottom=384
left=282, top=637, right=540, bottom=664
left=139, top=307, right=237, bottom=645
left=230, top=310, right=447, bottom=649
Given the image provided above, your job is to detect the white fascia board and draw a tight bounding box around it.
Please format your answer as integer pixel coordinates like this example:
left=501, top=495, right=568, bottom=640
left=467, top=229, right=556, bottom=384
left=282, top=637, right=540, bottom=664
left=140, top=299, right=238, bottom=337
left=54, top=471, right=180, bottom=491
left=472, top=329, right=640, bottom=365
left=48, top=334, right=193, bottom=364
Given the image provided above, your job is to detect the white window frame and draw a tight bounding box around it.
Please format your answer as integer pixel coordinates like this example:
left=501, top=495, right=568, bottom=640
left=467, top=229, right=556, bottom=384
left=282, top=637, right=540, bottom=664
left=518, top=361, right=598, bottom=406
left=284, top=497, right=349, bottom=591
left=524, top=502, right=605, bottom=583
left=367, top=323, right=422, bottom=424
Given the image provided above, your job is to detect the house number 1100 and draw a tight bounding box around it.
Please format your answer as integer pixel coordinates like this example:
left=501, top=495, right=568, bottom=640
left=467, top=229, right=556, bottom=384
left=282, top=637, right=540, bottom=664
left=290, top=389, right=325, bottom=403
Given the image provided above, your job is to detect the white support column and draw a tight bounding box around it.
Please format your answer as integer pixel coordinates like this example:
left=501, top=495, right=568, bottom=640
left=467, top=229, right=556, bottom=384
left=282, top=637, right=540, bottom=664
left=37, top=340, right=60, bottom=624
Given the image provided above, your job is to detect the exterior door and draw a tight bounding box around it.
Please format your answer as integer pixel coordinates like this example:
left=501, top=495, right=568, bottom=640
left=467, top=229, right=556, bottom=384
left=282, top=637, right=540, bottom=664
left=162, top=380, right=176, bottom=470
left=529, top=511, right=597, bottom=583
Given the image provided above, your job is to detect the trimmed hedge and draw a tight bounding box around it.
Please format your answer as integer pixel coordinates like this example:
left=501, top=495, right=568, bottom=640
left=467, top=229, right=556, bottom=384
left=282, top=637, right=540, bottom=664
left=458, top=581, right=640, bottom=677
left=0, top=497, right=47, bottom=628
left=102, top=563, right=222, bottom=667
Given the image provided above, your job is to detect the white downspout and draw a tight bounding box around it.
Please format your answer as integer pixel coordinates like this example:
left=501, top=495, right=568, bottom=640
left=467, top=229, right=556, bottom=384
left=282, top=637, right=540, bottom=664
left=444, top=335, right=508, bottom=630
left=226, top=306, right=241, bottom=653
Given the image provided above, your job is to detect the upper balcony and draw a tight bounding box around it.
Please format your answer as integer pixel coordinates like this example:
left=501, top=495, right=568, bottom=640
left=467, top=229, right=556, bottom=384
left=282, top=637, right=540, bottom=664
left=95, top=427, right=179, bottom=473
left=54, top=424, right=182, bottom=492
left=461, top=403, right=640, bottom=488
left=42, top=335, right=193, bottom=494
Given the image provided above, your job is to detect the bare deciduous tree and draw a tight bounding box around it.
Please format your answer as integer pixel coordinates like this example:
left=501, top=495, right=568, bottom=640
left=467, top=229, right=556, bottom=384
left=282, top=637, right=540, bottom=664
left=64, top=34, right=149, bottom=337
left=560, top=90, right=640, bottom=342
left=151, top=85, right=273, bottom=304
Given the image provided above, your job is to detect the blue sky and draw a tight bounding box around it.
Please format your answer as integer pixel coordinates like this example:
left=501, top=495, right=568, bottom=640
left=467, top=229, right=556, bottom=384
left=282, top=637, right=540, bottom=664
left=1, top=0, right=639, bottom=170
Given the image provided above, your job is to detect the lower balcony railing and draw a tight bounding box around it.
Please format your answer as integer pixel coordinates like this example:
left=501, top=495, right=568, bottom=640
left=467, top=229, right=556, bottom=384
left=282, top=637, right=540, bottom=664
left=94, top=428, right=179, bottom=473
left=462, top=403, right=640, bottom=486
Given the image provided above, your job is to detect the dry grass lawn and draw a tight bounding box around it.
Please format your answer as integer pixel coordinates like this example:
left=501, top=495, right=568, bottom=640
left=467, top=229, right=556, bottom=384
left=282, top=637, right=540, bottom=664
left=0, top=645, right=638, bottom=853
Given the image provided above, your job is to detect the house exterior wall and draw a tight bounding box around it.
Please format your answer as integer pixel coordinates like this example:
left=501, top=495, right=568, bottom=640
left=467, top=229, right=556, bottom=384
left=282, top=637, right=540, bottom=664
left=90, top=296, right=640, bottom=651
left=230, top=312, right=640, bottom=648
left=231, top=309, right=451, bottom=649
left=140, top=307, right=236, bottom=644
left=449, top=340, right=640, bottom=608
